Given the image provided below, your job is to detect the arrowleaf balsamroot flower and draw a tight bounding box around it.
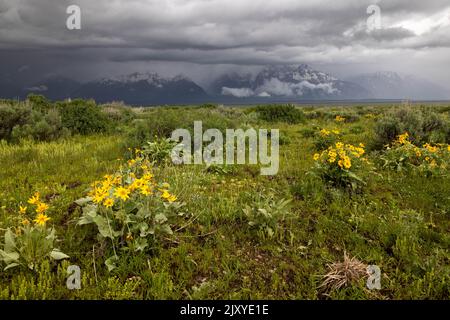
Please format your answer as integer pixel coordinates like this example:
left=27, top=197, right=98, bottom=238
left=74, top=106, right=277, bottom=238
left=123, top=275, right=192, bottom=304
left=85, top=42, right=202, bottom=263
left=34, top=213, right=51, bottom=227
left=27, top=192, right=40, bottom=205
left=36, top=202, right=49, bottom=214
left=114, top=186, right=131, bottom=201
left=103, top=198, right=114, bottom=208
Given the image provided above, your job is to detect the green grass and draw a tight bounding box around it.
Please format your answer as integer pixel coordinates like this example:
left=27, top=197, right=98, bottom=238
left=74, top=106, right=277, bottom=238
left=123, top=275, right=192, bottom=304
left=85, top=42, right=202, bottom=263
left=0, top=104, right=449, bottom=300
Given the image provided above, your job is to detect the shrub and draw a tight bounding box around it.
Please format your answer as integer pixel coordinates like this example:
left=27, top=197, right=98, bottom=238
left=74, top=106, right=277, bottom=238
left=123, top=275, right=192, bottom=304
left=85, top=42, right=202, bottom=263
left=0, top=103, right=31, bottom=140
left=299, top=127, right=317, bottom=138
left=100, top=102, right=137, bottom=123
left=126, top=108, right=236, bottom=148
left=254, top=104, right=305, bottom=124
left=26, top=94, right=52, bottom=111
left=372, top=117, right=402, bottom=149
left=11, top=109, right=69, bottom=142
left=60, top=99, right=111, bottom=134
left=372, top=107, right=449, bottom=149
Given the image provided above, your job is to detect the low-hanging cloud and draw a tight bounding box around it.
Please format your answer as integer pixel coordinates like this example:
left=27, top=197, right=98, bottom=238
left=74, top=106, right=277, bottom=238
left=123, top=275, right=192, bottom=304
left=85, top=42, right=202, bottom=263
left=222, top=78, right=339, bottom=98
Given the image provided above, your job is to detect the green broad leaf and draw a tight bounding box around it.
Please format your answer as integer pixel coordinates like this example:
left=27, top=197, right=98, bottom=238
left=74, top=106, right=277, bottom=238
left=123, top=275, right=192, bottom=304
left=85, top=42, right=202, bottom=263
left=92, top=215, right=120, bottom=239
left=83, top=204, right=98, bottom=216
left=75, top=197, right=93, bottom=206
left=155, top=213, right=168, bottom=224
left=105, top=256, right=119, bottom=272
left=4, top=229, right=16, bottom=252
left=77, top=204, right=98, bottom=225
left=4, top=262, right=20, bottom=271
left=0, top=250, right=20, bottom=264
left=137, top=222, right=149, bottom=237
left=134, top=238, right=148, bottom=252
left=92, top=215, right=111, bottom=238
left=50, top=249, right=70, bottom=260
left=77, top=216, right=93, bottom=225
left=160, top=224, right=173, bottom=235
left=136, top=206, right=150, bottom=218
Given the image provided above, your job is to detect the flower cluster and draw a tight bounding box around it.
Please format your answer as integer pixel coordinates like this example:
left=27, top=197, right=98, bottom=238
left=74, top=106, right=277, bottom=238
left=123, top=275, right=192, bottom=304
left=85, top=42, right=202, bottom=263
left=77, top=150, right=182, bottom=270
left=312, top=142, right=368, bottom=189
left=313, top=128, right=342, bottom=151
left=383, top=132, right=450, bottom=173
left=87, top=151, right=177, bottom=209
left=20, top=192, right=51, bottom=227
left=319, top=128, right=340, bottom=137
left=335, top=115, right=346, bottom=122
left=313, top=142, right=366, bottom=170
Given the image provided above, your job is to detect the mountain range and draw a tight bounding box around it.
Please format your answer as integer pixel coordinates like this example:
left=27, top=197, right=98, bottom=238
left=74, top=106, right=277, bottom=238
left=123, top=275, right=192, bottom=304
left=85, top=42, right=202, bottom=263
left=1, top=65, right=448, bottom=104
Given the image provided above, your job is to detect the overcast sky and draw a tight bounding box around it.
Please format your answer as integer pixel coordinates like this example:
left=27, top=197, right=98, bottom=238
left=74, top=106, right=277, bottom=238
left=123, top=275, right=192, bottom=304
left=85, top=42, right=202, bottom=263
left=1, top=0, right=450, bottom=88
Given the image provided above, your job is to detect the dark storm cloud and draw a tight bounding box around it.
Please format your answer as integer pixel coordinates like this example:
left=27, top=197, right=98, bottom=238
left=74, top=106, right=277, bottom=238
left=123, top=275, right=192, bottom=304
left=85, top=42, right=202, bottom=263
left=0, top=0, right=449, bottom=86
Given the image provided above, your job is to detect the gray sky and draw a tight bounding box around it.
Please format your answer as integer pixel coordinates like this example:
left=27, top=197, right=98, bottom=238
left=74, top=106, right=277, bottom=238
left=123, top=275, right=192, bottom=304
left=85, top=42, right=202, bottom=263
left=1, top=0, right=450, bottom=88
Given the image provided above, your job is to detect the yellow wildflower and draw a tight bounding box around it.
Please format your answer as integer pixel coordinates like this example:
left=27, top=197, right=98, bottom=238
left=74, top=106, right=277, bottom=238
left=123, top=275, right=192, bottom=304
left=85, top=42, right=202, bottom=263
left=112, top=176, right=122, bottom=186
left=34, top=213, right=50, bottom=227
left=27, top=192, right=40, bottom=205
left=19, top=206, right=27, bottom=215
left=143, top=173, right=154, bottom=181
left=424, top=143, right=438, bottom=153
left=93, top=191, right=107, bottom=204
left=114, top=187, right=130, bottom=201
left=103, top=198, right=114, bottom=208
left=140, top=185, right=153, bottom=196
left=313, top=153, right=320, bottom=161
left=168, top=194, right=177, bottom=203
left=343, top=157, right=352, bottom=169
left=36, top=202, right=49, bottom=214
left=160, top=190, right=177, bottom=203
left=397, top=132, right=409, bottom=145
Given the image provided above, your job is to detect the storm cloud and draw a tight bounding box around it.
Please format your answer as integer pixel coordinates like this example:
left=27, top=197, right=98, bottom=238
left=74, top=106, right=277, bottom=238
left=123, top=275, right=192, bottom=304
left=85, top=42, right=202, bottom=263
left=0, top=0, right=450, bottom=88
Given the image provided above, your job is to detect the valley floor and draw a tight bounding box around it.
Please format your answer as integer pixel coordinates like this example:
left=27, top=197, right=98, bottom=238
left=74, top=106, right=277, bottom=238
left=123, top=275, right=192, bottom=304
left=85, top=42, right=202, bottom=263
left=0, top=103, right=449, bottom=299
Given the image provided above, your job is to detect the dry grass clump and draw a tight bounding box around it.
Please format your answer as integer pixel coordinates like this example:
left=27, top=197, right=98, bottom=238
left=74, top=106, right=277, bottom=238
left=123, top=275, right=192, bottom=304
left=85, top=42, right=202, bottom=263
left=320, top=252, right=368, bottom=291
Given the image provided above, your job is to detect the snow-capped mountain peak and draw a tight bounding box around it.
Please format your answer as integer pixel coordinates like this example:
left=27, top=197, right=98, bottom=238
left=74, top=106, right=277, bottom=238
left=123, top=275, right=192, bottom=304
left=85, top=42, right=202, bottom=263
left=212, top=64, right=368, bottom=100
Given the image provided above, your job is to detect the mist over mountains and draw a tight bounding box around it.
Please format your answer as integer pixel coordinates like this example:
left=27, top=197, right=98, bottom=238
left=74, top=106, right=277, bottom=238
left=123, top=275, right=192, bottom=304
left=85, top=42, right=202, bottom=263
left=1, top=64, right=448, bottom=105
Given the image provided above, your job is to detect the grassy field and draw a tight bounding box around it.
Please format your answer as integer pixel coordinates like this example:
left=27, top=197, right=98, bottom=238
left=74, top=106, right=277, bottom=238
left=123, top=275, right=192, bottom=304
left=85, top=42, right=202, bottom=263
left=0, top=101, right=449, bottom=299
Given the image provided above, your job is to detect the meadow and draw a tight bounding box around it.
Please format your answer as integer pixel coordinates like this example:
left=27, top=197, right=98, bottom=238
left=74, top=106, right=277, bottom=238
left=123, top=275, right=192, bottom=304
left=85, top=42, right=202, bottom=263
left=0, top=97, right=449, bottom=299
